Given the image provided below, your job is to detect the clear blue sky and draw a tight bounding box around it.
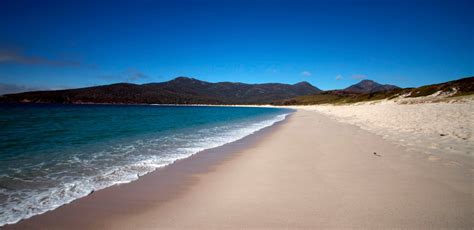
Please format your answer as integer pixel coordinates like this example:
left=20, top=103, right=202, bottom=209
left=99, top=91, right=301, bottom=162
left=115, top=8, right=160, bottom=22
left=0, top=0, right=472, bottom=93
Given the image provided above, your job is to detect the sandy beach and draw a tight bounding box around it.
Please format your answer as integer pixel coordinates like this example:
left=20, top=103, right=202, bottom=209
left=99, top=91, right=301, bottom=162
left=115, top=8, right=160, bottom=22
left=7, top=101, right=473, bottom=229
left=290, top=96, right=474, bottom=159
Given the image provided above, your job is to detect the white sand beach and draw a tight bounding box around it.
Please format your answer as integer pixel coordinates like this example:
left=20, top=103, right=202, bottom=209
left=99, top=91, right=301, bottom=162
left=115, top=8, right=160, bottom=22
left=289, top=96, right=474, bottom=163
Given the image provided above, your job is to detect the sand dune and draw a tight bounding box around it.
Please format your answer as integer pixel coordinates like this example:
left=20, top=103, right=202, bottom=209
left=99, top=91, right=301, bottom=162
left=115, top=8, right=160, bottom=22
left=289, top=96, right=474, bottom=166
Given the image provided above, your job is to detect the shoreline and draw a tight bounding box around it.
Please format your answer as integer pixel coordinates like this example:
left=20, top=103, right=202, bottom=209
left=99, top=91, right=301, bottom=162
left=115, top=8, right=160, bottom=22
left=6, top=107, right=473, bottom=229
left=5, top=111, right=292, bottom=229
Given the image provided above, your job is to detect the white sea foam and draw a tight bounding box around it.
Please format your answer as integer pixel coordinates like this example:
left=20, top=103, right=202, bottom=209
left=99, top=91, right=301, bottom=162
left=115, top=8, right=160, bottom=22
left=0, top=112, right=290, bottom=226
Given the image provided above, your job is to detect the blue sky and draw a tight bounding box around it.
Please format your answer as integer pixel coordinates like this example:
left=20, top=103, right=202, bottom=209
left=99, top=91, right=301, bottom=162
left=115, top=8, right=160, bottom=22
left=0, top=0, right=472, bottom=94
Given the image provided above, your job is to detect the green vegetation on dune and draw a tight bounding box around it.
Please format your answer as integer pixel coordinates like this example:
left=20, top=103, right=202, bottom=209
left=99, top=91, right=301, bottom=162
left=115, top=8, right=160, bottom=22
left=274, top=76, right=474, bottom=105
left=408, top=77, right=474, bottom=98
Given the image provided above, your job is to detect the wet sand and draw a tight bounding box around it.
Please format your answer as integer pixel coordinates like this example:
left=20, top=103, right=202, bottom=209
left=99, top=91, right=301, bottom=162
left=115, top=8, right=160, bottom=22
left=7, top=109, right=473, bottom=229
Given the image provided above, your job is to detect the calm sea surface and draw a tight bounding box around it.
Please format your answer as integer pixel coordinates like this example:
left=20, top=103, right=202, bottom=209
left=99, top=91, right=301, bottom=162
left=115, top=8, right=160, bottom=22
left=0, top=104, right=292, bottom=226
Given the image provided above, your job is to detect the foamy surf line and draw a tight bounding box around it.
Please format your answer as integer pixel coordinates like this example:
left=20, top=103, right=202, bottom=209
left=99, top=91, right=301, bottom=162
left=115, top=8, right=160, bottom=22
left=0, top=111, right=292, bottom=227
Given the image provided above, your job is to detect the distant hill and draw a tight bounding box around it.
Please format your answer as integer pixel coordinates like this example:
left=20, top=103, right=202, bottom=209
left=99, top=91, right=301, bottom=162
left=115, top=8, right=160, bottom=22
left=0, top=77, right=321, bottom=105
left=344, top=79, right=400, bottom=93
left=3, top=76, right=472, bottom=105
left=275, top=76, right=474, bottom=105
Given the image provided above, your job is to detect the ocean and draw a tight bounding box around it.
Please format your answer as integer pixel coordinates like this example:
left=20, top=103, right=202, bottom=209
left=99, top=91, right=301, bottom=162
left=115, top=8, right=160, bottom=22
left=0, top=104, right=292, bottom=226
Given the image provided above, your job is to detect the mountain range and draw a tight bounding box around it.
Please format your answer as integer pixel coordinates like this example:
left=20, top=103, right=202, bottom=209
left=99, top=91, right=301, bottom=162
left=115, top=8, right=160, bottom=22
left=0, top=77, right=320, bottom=104
left=1, top=76, right=472, bottom=105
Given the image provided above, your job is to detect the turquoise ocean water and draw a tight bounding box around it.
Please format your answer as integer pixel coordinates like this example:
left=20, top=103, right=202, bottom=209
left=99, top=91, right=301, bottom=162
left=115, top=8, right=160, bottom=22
left=0, top=104, right=291, bottom=226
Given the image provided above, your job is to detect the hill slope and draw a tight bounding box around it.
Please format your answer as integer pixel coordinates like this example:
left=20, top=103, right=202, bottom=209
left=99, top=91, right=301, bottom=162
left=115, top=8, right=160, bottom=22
left=0, top=77, right=321, bottom=105
left=275, top=76, right=474, bottom=105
